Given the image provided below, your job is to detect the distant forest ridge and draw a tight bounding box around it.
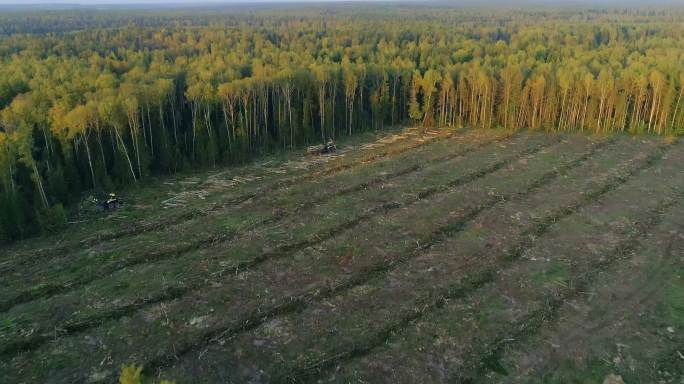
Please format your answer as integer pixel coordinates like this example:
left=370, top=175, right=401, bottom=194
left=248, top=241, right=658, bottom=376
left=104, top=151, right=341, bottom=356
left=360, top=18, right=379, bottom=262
left=1, top=2, right=684, bottom=34
left=0, top=6, right=683, bottom=241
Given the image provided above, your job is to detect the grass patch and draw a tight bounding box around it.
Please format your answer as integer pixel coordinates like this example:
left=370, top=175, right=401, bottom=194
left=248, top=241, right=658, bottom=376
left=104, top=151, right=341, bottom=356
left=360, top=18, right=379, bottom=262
left=663, top=266, right=684, bottom=328
left=530, top=263, right=569, bottom=288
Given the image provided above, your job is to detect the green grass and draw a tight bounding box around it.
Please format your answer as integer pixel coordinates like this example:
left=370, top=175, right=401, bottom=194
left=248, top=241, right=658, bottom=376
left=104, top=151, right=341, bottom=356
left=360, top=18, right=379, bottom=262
left=663, top=266, right=684, bottom=328
left=530, top=263, right=569, bottom=288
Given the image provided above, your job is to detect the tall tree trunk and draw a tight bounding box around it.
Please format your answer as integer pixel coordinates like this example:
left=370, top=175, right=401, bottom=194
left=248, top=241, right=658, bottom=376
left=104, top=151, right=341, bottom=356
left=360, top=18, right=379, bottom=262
left=82, top=131, right=96, bottom=188
left=31, top=161, right=49, bottom=209
left=113, top=125, right=138, bottom=183
left=147, top=102, right=154, bottom=158
left=670, top=89, right=682, bottom=131
left=319, top=86, right=326, bottom=142
left=222, top=103, right=232, bottom=151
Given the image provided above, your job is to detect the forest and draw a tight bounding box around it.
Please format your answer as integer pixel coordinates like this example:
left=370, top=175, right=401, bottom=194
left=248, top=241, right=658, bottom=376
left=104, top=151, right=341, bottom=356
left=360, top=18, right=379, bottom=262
left=1, top=5, right=684, bottom=242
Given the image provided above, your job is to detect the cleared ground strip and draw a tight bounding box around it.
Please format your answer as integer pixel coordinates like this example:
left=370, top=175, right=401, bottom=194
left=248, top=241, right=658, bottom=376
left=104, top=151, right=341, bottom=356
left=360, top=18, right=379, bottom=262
left=1, top=128, right=682, bottom=383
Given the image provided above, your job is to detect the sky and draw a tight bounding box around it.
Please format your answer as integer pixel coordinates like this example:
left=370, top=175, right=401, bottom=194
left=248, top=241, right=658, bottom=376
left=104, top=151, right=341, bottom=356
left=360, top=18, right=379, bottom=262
left=0, top=0, right=385, bottom=4
left=0, top=0, right=680, bottom=5
left=0, top=0, right=307, bottom=3
left=0, top=0, right=370, bottom=4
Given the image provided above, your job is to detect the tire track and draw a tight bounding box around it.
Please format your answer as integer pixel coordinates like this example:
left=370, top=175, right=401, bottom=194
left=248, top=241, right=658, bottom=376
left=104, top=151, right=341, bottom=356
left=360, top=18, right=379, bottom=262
left=0, top=130, right=510, bottom=312
left=0, top=133, right=539, bottom=356
left=476, top=209, right=684, bottom=383
left=132, top=137, right=619, bottom=382
left=0, top=128, right=463, bottom=269
left=457, top=191, right=684, bottom=383
left=262, top=142, right=672, bottom=384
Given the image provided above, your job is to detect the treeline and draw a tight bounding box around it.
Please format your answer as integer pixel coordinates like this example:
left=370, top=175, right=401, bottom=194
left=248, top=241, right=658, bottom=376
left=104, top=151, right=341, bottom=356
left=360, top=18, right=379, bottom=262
left=1, top=6, right=684, bottom=242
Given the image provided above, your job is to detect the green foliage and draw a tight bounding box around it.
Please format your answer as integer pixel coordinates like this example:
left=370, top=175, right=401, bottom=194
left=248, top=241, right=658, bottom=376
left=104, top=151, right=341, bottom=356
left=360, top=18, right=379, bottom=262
left=119, top=364, right=143, bottom=384
left=0, top=190, right=29, bottom=242
left=47, top=165, right=69, bottom=204
left=1, top=5, right=684, bottom=242
left=119, top=364, right=176, bottom=384
left=35, top=204, right=67, bottom=234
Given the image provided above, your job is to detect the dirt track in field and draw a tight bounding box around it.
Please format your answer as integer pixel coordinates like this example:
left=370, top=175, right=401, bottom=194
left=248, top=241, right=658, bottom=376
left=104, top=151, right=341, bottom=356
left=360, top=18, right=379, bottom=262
left=1, top=128, right=682, bottom=384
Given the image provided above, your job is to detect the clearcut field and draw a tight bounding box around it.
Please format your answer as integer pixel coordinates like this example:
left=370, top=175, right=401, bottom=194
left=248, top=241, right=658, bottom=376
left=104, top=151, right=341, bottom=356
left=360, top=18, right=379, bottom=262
left=1, top=127, right=682, bottom=383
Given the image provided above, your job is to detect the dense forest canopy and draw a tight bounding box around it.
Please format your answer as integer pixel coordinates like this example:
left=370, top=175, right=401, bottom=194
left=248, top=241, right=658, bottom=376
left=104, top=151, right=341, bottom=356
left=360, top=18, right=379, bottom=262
left=1, top=4, right=683, bottom=242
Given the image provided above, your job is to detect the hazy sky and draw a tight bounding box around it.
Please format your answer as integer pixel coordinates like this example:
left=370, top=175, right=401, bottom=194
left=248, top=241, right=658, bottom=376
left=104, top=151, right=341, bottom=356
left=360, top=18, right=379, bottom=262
left=0, top=0, right=374, bottom=4
left=0, top=0, right=313, bottom=3
left=0, top=0, right=681, bottom=4
left=0, top=0, right=380, bottom=4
